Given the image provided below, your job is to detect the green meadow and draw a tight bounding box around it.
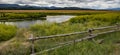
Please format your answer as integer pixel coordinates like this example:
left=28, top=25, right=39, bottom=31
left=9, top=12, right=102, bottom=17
left=0, top=11, right=120, bottom=55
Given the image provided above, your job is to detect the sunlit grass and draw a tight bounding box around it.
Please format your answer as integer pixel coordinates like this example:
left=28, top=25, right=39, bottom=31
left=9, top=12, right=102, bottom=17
left=0, top=24, right=17, bottom=42
left=0, top=12, right=120, bottom=55
left=0, top=13, right=46, bottom=21
left=40, top=31, right=120, bottom=55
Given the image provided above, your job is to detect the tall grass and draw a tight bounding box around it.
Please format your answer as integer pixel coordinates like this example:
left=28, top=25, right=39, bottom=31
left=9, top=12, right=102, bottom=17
left=31, top=12, right=120, bottom=36
left=0, top=24, right=17, bottom=42
left=29, top=12, right=120, bottom=55
left=0, top=29, right=30, bottom=55
left=40, top=31, right=120, bottom=55
left=68, top=13, right=120, bottom=24
left=0, top=12, right=120, bottom=55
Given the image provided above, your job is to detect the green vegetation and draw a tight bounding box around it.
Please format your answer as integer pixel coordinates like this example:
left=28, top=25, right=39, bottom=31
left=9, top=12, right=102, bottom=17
left=30, top=12, right=120, bottom=55
left=0, top=13, right=46, bottom=21
left=0, top=29, right=30, bottom=55
left=43, top=11, right=107, bottom=15
left=0, top=24, right=17, bottom=42
left=68, top=13, right=120, bottom=24
left=30, top=13, right=120, bottom=37
left=40, top=31, right=120, bottom=55
left=0, top=11, right=120, bottom=55
left=0, top=11, right=118, bottom=21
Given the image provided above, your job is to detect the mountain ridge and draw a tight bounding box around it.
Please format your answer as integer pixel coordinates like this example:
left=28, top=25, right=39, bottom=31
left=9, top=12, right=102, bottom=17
left=0, top=4, right=119, bottom=10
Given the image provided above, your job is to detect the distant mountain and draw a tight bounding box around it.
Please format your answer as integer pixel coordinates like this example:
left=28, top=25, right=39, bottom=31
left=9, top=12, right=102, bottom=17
left=0, top=4, right=94, bottom=10
left=107, top=8, right=120, bottom=10
left=0, top=4, right=19, bottom=8
left=0, top=4, right=38, bottom=10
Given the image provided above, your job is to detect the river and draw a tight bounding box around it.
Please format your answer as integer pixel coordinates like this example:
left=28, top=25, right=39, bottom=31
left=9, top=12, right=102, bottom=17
left=0, top=15, right=75, bottom=28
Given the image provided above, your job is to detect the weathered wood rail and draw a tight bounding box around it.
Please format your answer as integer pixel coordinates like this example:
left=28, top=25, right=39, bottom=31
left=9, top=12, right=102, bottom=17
left=28, top=24, right=120, bottom=55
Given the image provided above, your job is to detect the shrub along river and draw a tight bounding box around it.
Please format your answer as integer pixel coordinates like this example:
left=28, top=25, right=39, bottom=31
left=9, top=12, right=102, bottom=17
left=0, top=15, right=75, bottom=28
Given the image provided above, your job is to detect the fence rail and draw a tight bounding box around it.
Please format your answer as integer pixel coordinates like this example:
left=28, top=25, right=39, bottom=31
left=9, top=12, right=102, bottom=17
left=28, top=24, right=120, bottom=55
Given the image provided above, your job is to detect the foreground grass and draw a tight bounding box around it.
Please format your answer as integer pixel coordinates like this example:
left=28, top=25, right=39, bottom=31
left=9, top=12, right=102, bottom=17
left=0, top=28, right=120, bottom=55
left=0, top=12, right=120, bottom=55
left=0, top=24, right=17, bottom=42
left=0, top=29, right=30, bottom=55
left=29, top=12, right=120, bottom=55
left=40, top=31, right=120, bottom=55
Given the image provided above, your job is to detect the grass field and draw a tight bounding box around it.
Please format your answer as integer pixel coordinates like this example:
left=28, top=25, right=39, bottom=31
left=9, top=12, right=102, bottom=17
left=39, top=31, right=120, bottom=55
left=0, top=10, right=119, bottom=15
left=0, top=10, right=120, bottom=55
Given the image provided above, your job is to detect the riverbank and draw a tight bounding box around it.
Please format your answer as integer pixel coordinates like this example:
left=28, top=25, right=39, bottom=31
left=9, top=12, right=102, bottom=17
left=0, top=13, right=46, bottom=21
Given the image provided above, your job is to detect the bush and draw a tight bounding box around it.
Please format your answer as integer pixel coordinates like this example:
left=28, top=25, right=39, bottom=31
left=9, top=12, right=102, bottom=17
left=68, top=13, right=120, bottom=24
left=0, top=24, right=17, bottom=42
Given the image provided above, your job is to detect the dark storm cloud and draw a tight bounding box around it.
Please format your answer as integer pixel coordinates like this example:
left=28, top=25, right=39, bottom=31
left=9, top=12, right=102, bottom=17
left=0, top=0, right=119, bottom=9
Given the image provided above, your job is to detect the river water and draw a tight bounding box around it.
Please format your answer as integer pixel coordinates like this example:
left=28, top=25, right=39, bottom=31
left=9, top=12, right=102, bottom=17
left=0, top=15, right=75, bottom=28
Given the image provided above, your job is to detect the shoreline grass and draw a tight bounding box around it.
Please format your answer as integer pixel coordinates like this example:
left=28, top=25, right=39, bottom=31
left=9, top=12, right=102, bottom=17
left=0, top=13, right=46, bottom=21
left=0, top=11, right=120, bottom=55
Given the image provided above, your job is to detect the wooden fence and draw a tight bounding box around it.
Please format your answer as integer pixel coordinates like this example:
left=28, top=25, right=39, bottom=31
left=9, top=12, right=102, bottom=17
left=28, top=24, right=120, bottom=55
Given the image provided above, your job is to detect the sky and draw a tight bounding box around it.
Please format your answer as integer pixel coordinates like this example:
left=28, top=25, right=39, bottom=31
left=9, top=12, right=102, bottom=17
left=0, top=0, right=120, bottom=9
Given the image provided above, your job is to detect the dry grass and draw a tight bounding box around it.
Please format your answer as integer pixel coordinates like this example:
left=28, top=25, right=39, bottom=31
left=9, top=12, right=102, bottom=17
left=0, top=10, right=116, bottom=13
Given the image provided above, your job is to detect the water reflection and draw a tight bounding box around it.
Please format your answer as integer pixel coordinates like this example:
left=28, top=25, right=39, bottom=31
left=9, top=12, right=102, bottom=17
left=0, top=15, right=75, bottom=28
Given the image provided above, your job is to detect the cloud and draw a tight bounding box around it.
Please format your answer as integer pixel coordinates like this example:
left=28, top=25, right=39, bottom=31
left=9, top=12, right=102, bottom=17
left=0, top=0, right=120, bottom=9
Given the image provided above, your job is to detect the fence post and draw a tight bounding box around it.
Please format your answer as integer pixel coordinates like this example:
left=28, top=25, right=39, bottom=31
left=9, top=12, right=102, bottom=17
left=29, top=34, right=35, bottom=55
left=116, top=23, right=120, bottom=30
left=73, top=38, right=76, bottom=49
left=88, top=29, right=94, bottom=36
left=88, top=29, right=94, bottom=40
left=73, top=36, right=76, bottom=54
